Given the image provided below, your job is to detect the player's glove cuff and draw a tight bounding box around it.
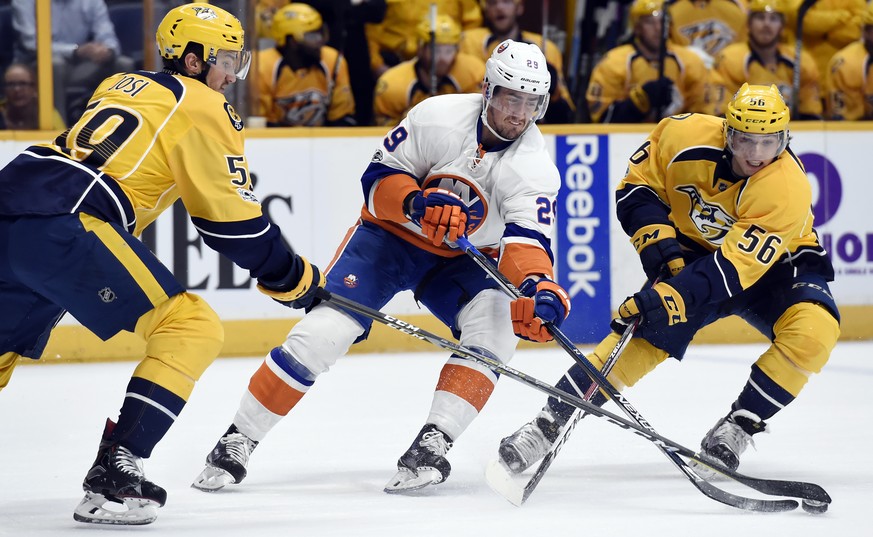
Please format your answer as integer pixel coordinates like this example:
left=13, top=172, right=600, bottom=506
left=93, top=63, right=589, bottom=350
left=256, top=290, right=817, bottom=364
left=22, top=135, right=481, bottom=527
left=632, top=224, right=686, bottom=280
left=257, top=255, right=326, bottom=310
left=618, top=281, right=687, bottom=327
left=511, top=278, right=571, bottom=342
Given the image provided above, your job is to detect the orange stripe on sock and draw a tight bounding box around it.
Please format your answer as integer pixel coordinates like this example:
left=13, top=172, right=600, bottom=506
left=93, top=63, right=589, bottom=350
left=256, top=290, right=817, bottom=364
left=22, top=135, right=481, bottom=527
left=435, top=363, right=495, bottom=412
left=247, top=362, right=305, bottom=416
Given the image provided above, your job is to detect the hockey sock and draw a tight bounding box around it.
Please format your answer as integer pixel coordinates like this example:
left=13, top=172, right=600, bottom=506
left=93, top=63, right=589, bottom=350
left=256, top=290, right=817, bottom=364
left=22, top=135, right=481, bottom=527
left=112, top=376, right=186, bottom=457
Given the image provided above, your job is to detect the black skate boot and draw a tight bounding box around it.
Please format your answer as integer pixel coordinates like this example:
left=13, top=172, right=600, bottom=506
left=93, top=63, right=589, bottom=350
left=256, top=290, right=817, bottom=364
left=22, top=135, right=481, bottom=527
left=192, top=424, right=259, bottom=492
left=384, top=424, right=453, bottom=493
left=498, top=407, right=563, bottom=474
left=73, top=419, right=167, bottom=525
left=691, top=409, right=768, bottom=479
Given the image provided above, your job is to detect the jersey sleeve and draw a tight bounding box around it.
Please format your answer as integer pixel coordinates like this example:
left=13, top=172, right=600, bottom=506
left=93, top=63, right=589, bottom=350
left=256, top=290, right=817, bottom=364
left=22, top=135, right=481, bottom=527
left=496, top=154, right=561, bottom=286
left=799, top=50, right=823, bottom=117
left=586, top=50, right=632, bottom=123
left=169, top=102, right=294, bottom=280
left=327, top=50, right=356, bottom=123
left=615, top=119, right=675, bottom=237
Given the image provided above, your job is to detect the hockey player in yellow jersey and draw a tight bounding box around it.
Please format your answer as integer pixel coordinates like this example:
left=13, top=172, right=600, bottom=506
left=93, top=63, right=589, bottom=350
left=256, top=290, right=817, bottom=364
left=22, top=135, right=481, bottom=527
left=460, top=0, right=575, bottom=123
left=668, top=0, right=749, bottom=63
left=587, top=0, right=709, bottom=123
left=366, top=0, right=483, bottom=77
left=499, top=84, right=840, bottom=483
left=257, top=3, right=356, bottom=126
left=783, top=0, right=866, bottom=81
left=373, top=14, right=485, bottom=126
left=712, top=0, right=822, bottom=118
left=0, top=3, right=324, bottom=525
left=825, top=2, right=873, bottom=120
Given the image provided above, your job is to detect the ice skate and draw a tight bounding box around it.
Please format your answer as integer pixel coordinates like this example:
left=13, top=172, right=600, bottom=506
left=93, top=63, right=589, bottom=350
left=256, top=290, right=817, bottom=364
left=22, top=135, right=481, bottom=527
left=691, top=409, right=768, bottom=479
left=384, top=424, right=453, bottom=493
left=73, top=421, right=167, bottom=525
left=497, top=408, right=563, bottom=474
left=192, top=424, right=259, bottom=492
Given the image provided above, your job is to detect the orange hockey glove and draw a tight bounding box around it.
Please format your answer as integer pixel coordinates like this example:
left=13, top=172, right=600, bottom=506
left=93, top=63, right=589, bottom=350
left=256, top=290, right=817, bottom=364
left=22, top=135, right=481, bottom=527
left=406, top=188, right=470, bottom=246
left=510, top=278, right=571, bottom=343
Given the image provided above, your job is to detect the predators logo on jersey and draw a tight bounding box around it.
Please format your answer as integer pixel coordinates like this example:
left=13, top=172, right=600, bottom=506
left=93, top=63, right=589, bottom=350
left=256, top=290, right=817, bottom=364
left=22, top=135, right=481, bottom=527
left=276, top=90, right=328, bottom=126
left=676, top=21, right=737, bottom=57
left=676, top=185, right=736, bottom=245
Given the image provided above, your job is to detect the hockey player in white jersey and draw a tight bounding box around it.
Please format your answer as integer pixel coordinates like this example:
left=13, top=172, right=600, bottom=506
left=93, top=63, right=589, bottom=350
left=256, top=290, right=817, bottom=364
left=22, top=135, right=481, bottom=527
left=192, top=39, right=571, bottom=493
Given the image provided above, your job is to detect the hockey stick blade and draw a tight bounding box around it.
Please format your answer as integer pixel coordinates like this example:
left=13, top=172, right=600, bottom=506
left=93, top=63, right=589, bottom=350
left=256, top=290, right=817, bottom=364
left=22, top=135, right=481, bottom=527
left=316, top=289, right=826, bottom=512
left=511, top=299, right=645, bottom=504
left=451, top=238, right=829, bottom=509
left=485, top=410, right=585, bottom=506
left=484, top=460, right=525, bottom=506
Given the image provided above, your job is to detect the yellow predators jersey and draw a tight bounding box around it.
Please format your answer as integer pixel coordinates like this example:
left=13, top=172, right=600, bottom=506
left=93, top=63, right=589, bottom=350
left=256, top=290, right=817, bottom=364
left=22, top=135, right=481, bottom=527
left=616, top=113, right=827, bottom=305
left=366, top=0, right=483, bottom=72
left=0, top=70, right=296, bottom=280
left=825, top=41, right=873, bottom=120
left=373, top=53, right=485, bottom=126
left=713, top=42, right=822, bottom=117
left=669, top=0, right=748, bottom=57
left=783, top=0, right=866, bottom=77
left=256, top=46, right=355, bottom=126
left=586, top=43, right=710, bottom=123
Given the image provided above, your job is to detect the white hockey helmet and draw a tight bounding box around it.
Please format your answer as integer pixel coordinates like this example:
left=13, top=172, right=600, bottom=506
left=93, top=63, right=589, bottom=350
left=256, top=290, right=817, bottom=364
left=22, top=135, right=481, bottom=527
left=482, top=39, right=551, bottom=141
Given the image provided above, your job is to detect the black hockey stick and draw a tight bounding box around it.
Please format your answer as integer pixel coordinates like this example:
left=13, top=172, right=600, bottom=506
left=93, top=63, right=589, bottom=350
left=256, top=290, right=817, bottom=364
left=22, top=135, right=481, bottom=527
left=792, top=0, right=817, bottom=118
left=315, top=288, right=828, bottom=512
left=429, top=2, right=438, bottom=96
left=453, top=237, right=830, bottom=511
left=486, top=301, right=643, bottom=506
left=654, top=0, right=675, bottom=120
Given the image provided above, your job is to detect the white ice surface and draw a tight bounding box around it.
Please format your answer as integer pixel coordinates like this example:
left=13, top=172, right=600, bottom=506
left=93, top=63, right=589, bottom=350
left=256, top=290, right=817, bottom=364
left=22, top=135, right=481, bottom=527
left=1, top=341, right=871, bottom=536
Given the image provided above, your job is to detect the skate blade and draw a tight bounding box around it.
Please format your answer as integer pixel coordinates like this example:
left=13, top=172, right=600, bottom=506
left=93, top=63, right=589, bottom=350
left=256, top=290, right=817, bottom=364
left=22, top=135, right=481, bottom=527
left=191, top=464, right=236, bottom=492
left=73, top=491, right=159, bottom=525
left=484, top=459, right=524, bottom=507
left=383, top=467, right=443, bottom=494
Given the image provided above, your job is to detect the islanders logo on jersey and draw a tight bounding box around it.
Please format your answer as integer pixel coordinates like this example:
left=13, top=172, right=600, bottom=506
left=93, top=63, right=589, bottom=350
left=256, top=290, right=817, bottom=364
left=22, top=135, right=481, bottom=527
left=675, top=185, right=736, bottom=245
left=422, top=174, right=487, bottom=235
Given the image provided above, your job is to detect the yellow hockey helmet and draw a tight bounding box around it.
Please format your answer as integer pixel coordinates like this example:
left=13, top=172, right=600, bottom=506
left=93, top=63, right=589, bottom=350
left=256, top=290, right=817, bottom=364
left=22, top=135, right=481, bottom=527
left=271, top=3, right=324, bottom=47
left=725, top=83, right=790, bottom=159
left=478, top=0, right=522, bottom=8
left=726, top=83, right=790, bottom=134
left=156, top=3, right=251, bottom=78
left=417, top=14, right=462, bottom=45
left=748, top=0, right=787, bottom=15
left=629, top=0, right=663, bottom=24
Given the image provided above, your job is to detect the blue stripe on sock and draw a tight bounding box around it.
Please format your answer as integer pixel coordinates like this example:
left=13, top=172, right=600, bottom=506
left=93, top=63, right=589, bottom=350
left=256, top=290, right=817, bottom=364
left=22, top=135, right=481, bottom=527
left=270, top=347, right=316, bottom=387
